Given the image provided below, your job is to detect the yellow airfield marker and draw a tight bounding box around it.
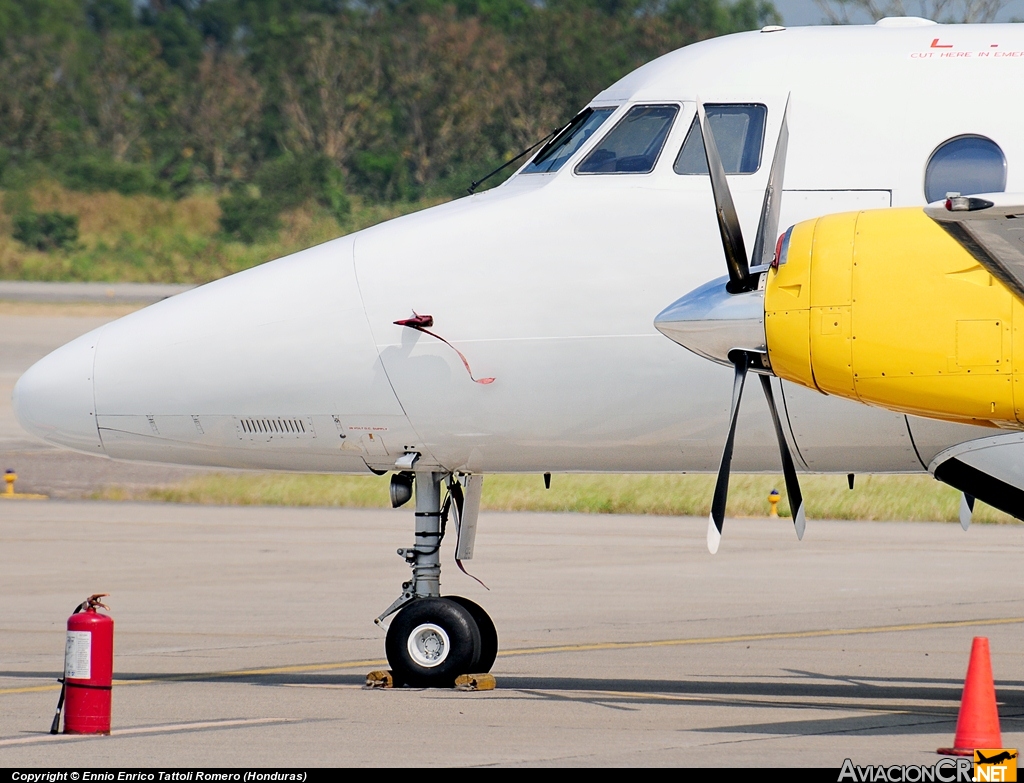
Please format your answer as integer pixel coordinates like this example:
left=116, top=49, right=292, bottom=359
left=1, top=471, right=47, bottom=500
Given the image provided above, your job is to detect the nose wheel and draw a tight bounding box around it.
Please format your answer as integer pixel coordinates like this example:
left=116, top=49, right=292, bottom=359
left=386, top=597, right=487, bottom=687
left=377, top=471, right=499, bottom=687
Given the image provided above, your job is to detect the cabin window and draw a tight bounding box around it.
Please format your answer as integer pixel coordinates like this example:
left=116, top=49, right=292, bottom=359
left=575, top=104, right=679, bottom=174
left=674, top=104, right=767, bottom=175
left=521, top=107, right=616, bottom=174
left=924, top=135, right=1006, bottom=203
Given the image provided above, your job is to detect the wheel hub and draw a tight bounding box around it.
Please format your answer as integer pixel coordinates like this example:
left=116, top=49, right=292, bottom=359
left=407, top=623, right=450, bottom=668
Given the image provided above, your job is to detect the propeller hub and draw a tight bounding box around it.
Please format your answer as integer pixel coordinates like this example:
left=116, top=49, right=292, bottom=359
left=654, top=276, right=766, bottom=368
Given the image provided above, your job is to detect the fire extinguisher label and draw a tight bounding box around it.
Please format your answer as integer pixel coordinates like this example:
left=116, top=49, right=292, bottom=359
left=65, top=630, right=91, bottom=679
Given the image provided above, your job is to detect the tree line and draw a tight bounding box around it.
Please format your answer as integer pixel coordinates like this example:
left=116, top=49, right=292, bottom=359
left=0, top=0, right=778, bottom=240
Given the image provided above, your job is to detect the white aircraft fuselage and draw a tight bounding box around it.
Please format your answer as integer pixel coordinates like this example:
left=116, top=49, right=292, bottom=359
left=14, top=22, right=1024, bottom=478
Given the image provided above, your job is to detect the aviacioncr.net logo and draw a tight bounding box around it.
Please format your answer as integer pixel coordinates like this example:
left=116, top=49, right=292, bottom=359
left=839, top=757, right=973, bottom=782
left=974, top=749, right=1018, bottom=782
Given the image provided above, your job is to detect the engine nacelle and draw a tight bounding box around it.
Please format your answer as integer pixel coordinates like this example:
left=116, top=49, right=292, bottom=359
left=764, top=207, right=1023, bottom=429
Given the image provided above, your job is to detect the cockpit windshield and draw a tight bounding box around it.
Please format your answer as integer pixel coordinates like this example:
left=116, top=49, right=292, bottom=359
left=521, top=107, right=616, bottom=174
left=576, top=105, right=679, bottom=174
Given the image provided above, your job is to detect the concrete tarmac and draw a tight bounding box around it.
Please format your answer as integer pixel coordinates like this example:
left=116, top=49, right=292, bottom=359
left=1, top=502, right=1022, bottom=767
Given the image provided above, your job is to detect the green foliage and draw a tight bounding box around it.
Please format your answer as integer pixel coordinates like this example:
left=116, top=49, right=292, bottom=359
left=451, top=0, right=537, bottom=29
left=218, top=185, right=281, bottom=244
left=318, top=166, right=352, bottom=223
left=0, top=0, right=88, bottom=42
left=139, top=3, right=203, bottom=68
left=0, top=182, right=445, bottom=283
left=256, top=154, right=349, bottom=219
left=665, top=0, right=781, bottom=32
left=59, top=156, right=166, bottom=196
left=86, top=0, right=135, bottom=32
left=1, top=0, right=780, bottom=255
left=13, top=210, right=79, bottom=251
left=429, top=156, right=513, bottom=198
left=219, top=154, right=351, bottom=242
left=349, top=151, right=415, bottom=202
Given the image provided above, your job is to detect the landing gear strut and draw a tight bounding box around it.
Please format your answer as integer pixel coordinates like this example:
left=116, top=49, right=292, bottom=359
left=375, top=471, right=497, bottom=686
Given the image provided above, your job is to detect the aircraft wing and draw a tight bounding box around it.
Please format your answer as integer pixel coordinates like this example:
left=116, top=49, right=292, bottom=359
left=925, top=193, right=1024, bottom=302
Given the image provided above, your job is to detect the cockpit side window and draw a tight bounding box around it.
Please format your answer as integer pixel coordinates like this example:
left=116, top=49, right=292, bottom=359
left=674, top=104, right=767, bottom=175
left=924, top=135, right=1006, bottom=203
left=521, top=107, right=616, bottom=174
left=575, top=105, right=679, bottom=174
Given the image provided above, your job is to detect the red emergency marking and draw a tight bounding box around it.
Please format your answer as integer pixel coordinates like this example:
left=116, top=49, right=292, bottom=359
left=394, top=313, right=496, bottom=385
left=64, top=606, right=114, bottom=734
left=931, top=38, right=953, bottom=48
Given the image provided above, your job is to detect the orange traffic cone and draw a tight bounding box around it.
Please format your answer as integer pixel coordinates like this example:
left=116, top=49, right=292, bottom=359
left=937, top=637, right=1002, bottom=756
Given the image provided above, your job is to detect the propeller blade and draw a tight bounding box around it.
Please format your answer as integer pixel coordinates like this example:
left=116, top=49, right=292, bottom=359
left=758, top=374, right=805, bottom=540
left=708, top=355, right=749, bottom=553
left=750, top=95, right=791, bottom=270
left=696, top=100, right=750, bottom=293
left=960, top=493, right=975, bottom=531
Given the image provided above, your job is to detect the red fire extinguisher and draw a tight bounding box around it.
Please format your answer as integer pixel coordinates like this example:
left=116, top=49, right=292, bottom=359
left=50, top=594, right=113, bottom=734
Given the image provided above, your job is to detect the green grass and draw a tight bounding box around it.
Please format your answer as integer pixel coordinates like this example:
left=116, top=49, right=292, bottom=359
left=92, top=473, right=1019, bottom=524
left=0, top=181, right=447, bottom=283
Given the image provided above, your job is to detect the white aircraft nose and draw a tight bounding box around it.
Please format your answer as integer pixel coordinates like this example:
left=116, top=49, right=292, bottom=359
left=13, top=328, right=105, bottom=455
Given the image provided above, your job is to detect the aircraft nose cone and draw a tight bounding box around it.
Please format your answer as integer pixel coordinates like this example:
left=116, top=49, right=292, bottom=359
left=13, top=328, right=105, bottom=455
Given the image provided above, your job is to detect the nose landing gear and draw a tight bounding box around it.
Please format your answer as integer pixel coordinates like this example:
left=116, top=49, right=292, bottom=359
left=375, top=471, right=497, bottom=687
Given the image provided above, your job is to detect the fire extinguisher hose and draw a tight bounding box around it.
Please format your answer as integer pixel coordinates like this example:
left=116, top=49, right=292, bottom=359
left=50, top=594, right=109, bottom=734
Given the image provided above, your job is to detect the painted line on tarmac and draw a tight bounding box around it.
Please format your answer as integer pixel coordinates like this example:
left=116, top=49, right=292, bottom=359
left=557, top=689, right=957, bottom=718
left=0, top=718, right=295, bottom=747
left=2, top=615, right=1021, bottom=697
left=494, top=615, right=1024, bottom=657
left=0, top=659, right=389, bottom=695
left=0, top=684, right=67, bottom=695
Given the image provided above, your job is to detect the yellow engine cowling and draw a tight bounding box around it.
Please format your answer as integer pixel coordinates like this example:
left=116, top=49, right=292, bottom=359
left=764, top=207, right=1024, bottom=429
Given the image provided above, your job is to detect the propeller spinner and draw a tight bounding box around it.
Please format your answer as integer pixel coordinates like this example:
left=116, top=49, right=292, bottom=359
left=655, top=97, right=805, bottom=553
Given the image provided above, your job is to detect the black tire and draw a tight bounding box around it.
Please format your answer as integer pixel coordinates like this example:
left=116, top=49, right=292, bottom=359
left=385, top=597, right=482, bottom=687
left=447, top=596, right=498, bottom=674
